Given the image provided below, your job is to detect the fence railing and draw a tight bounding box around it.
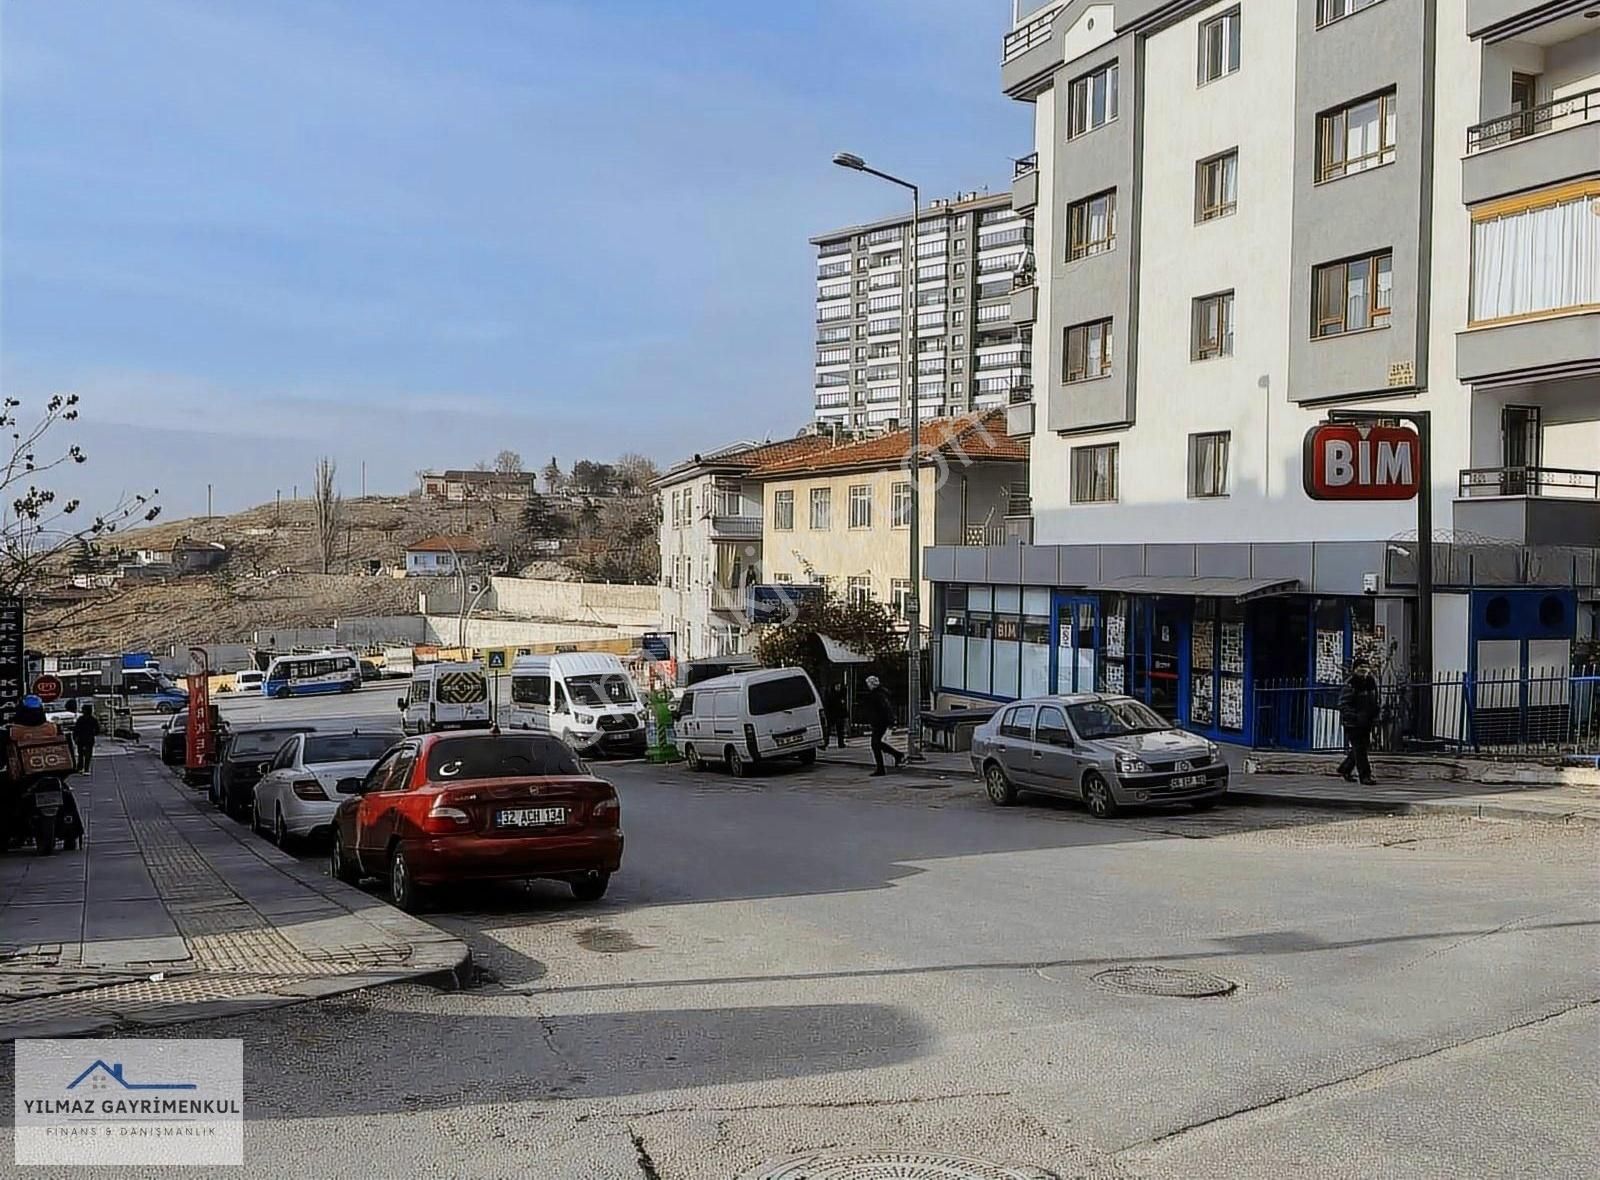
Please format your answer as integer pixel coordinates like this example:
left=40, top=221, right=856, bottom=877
left=1458, top=466, right=1600, bottom=500
left=1003, top=7, right=1056, bottom=63
left=1467, top=86, right=1600, bottom=153
left=1014, top=152, right=1039, bottom=179
left=1252, top=666, right=1600, bottom=756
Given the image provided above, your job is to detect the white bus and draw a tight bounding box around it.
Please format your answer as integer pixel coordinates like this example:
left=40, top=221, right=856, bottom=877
left=262, top=651, right=361, bottom=699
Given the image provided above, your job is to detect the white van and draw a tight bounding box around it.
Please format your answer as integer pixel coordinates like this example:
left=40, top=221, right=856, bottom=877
left=674, top=667, right=825, bottom=776
left=506, top=652, right=648, bottom=756
left=399, top=661, right=491, bottom=734
left=232, top=669, right=265, bottom=695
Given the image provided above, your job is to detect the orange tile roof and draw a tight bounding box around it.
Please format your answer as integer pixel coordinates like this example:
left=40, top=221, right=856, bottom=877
left=657, top=433, right=840, bottom=484
left=750, top=410, right=1026, bottom=478
left=406, top=534, right=483, bottom=553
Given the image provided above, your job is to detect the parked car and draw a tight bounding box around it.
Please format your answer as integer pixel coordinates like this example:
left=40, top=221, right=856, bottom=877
left=506, top=652, right=647, bottom=756
left=359, top=660, right=381, bottom=683
left=673, top=667, right=824, bottom=776
left=399, top=661, right=491, bottom=734
left=970, top=693, right=1226, bottom=817
left=212, top=724, right=319, bottom=819
left=329, top=731, right=623, bottom=911
left=232, top=669, right=265, bottom=695
left=252, top=729, right=402, bottom=847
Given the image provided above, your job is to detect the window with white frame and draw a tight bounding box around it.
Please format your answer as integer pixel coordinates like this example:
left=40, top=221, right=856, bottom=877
left=772, top=489, right=794, bottom=530
left=1317, top=0, right=1384, bottom=28
left=847, top=576, right=872, bottom=605
left=891, top=481, right=913, bottom=528
left=1471, top=193, right=1600, bottom=323
left=773, top=571, right=793, bottom=584
left=1068, top=62, right=1119, bottom=138
left=1191, top=291, right=1235, bottom=360
left=1198, top=8, right=1241, bottom=85
left=1071, top=444, right=1118, bottom=503
left=891, top=578, right=913, bottom=621
left=809, top=487, right=831, bottom=530
left=1188, top=431, right=1231, bottom=498
left=848, top=485, right=872, bottom=529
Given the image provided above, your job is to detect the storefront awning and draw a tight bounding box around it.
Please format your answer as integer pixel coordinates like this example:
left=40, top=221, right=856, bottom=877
left=1087, top=575, right=1302, bottom=602
left=818, top=634, right=874, bottom=664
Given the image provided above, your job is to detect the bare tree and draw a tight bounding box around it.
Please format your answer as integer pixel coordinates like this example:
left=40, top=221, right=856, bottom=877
left=311, top=457, right=342, bottom=574
left=614, top=452, right=659, bottom=494
left=493, top=449, right=524, bottom=475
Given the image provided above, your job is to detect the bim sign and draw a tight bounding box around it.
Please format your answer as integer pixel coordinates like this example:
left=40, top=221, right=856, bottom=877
left=1302, top=423, right=1422, bottom=501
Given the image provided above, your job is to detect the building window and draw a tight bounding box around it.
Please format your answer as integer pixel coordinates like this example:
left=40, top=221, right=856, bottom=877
left=1189, top=432, right=1231, bottom=498
left=856, top=279, right=867, bottom=293
left=848, top=485, right=872, bottom=529
left=952, top=286, right=965, bottom=302
left=846, top=576, right=872, bottom=605
left=891, top=578, right=912, bottom=621
left=1071, top=444, right=1118, bottom=503
left=953, top=308, right=965, bottom=324
left=1191, top=291, right=1235, bottom=359
left=952, top=333, right=964, bottom=348
left=809, top=487, right=831, bottom=530
left=855, top=325, right=866, bottom=339
left=952, top=358, right=964, bottom=372
left=1471, top=193, right=1600, bottom=323
left=951, top=381, right=964, bottom=395
left=773, top=571, right=793, bottom=585
left=772, top=489, right=794, bottom=531
left=1195, top=150, right=1238, bottom=222
left=1318, top=0, right=1384, bottom=28
left=1314, top=251, right=1392, bottom=337
left=891, top=481, right=913, bottom=528
left=1198, top=8, right=1241, bottom=85
left=1064, top=318, right=1113, bottom=382
left=954, top=261, right=966, bottom=277
left=1067, top=189, right=1117, bottom=260
left=1068, top=62, right=1119, bottom=138
left=1317, top=90, right=1397, bottom=182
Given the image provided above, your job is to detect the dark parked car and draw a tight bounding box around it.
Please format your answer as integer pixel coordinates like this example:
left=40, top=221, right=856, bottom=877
left=330, top=731, right=622, bottom=912
left=162, top=707, right=228, bottom=768
left=359, top=660, right=381, bottom=683
left=212, top=725, right=318, bottom=820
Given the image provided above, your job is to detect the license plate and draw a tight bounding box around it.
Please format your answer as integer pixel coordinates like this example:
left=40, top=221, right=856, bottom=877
left=774, top=730, right=805, bottom=747
left=496, top=807, right=567, bottom=827
left=1171, top=774, right=1208, bottom=789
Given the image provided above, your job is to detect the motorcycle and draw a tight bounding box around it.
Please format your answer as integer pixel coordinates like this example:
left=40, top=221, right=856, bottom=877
left=4, top=774, right=82, bottom=855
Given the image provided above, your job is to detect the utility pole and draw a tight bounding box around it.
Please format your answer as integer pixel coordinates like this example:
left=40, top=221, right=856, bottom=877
left=206, top=484, right=212, bottom=520
left=361, top=461, right=367, bottom=499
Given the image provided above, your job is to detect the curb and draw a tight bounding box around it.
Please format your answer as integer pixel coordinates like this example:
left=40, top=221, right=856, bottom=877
left=815, top=754, right=970, bottom=782
left=1226, top=788, right=1600, bottom=827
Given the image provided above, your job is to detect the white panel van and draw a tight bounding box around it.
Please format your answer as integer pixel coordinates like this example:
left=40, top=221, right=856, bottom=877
left=506, top=652, right=648, bottom=756
left=673, top=667, right=825, bottom=776
left=399, top=661, right=491, bottom=734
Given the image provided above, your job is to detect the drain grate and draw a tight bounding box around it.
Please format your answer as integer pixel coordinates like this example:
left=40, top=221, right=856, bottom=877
left=741, top=1151, right=1059, bottom=1179
left=1090, top=965, right=1237, bottom=998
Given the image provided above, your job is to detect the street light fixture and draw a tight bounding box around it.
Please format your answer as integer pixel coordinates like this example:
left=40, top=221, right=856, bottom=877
left=833, top=150, right=923, bottom=759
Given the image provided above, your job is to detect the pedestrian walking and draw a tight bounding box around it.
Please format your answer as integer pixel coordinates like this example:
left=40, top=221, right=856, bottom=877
left=823, top=682, right=849, bottom=749
left=72, top=703, right=100, bottom=774
left=1335, top=660, right=1380, bottom=785
left=862, top=674, right=903, bottom=777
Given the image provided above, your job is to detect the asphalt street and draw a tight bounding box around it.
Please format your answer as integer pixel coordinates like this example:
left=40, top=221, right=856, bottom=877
left=11, top=730, right=1594, bottom=1180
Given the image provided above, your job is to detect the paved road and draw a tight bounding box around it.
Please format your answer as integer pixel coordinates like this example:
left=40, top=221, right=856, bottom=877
left=8, top=755, right=1595, bottom=1179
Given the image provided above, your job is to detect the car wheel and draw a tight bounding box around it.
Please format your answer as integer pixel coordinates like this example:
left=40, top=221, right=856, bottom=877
left=983, top=760, right=1018, bottom=807
left=330, top=836, right=361, bottom=884
left=795, top=747, right=817, bottom=766
left=273, top=807, right=293, bottom=850
left=725, top=745, right=749, bottom=778
left=683, top=743, right=703, bottom=772
left=389, top=845, right=424, bottom=912
left=1083, top=772, right=1119, bottom=819
left=570, top=872, right=609, bottom=902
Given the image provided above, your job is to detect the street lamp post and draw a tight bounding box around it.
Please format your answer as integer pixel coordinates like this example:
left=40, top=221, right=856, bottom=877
left=834, top=151, right=923, bottom=759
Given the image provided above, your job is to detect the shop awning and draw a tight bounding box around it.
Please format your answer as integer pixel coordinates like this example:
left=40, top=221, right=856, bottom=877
left=1087, top=575, right=1302, bottom=602
left=818, top=634, right=874, bottom=664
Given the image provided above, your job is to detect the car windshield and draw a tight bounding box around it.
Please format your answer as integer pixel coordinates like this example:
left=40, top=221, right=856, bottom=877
left=1066, top=698, right=1170, bottom=739
left=304, top=733, right=400, bottom=764
left=566, top=673, right=636, bottom=707
left=231, top=731, right=301, bottom=757
left=425, top=735, right=583, bottom=780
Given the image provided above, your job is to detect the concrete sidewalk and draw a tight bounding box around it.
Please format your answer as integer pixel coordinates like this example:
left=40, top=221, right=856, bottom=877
left=816, top=741, right=1600, bottom=825
left=0, top=743, right=467, bottom=1039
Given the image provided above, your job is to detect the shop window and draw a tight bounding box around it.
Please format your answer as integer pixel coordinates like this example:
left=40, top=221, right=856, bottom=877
left=1099, top=594, right=1128, bottom=694
left=1314, top=598, right=1347, bottom=683
left=966, top=611, right=994, bottom=695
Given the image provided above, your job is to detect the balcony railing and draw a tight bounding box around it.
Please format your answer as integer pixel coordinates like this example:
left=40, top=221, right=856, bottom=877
left=1458, top=466, right=1600, bottom=499
left=1467, top=86, right=1600, bottom=153
left=709, top=515, right=763, bottom=540
left=1014, top=152, right=1039, bottom=179
left=1002, top=7, right=1055, bottom=63
left=818, top=240, right=851, bottom=257
left=964, top=523, right=1008, bottom=545
left=1008, top=382, right=1033, bottom=405
left=1006, top=491, right=1032, bottom=517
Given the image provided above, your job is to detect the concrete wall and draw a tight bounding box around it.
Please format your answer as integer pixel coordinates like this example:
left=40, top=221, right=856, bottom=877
left=253, top=627, right=338, bottom=651
left=334, top=615, right=428, bottom=647
left=488, top=577, right=658, bottom=626
left=422, top=616, right=639, bottom=649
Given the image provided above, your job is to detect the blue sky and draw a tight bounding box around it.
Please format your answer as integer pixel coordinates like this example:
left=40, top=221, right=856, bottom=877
left=2, top=0, right=1024, bottom=517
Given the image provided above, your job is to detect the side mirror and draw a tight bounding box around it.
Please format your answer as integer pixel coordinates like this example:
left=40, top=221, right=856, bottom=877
left=335, top=777, right=364, bottom=795
left=259, top=761, right=274, bottom=774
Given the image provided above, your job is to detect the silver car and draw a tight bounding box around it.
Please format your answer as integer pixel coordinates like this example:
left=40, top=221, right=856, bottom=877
left=251, top=730, right=402, bottom=847
left=969, top=693, right=1227, bottom=818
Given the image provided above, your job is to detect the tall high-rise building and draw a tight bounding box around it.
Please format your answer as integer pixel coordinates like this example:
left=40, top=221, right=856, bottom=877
left=811, top=190, right=1033, bottom=429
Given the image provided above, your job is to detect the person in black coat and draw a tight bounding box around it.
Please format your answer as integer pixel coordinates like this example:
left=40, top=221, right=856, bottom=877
left=73, top=703, right=101, bottom=773
left=822, top=683, right=849, bottom=749
left=1335, top=660, right=1380, bottom=785
left=863, top=675, right=903, bottom=776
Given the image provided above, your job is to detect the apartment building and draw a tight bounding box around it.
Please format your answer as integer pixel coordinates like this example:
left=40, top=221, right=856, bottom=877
left=812, top=191, right=1034, bottom=429
left=655, top=435, right=836, bottom=661
left=927, top=0, right=1598, bottom=750
left=755, top=411, right=1028, bottom=619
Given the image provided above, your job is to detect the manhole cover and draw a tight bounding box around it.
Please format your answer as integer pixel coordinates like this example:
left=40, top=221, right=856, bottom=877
left=1089, top=965, right=1237, bottom=998
left=741, top=1150, right=1058, bottom=1180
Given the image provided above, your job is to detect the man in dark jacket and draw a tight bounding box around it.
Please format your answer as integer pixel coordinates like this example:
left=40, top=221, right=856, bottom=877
left=863, top=675, right=903, bottom=776
left=1335, top=660, right=1380, bottom=784
left=73, top=703, right=101, bottom=774
left=822, top=683, right=849, bottom=749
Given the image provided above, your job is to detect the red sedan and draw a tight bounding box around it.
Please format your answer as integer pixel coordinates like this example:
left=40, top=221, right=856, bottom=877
left=329, top=731, right=622, bottom=911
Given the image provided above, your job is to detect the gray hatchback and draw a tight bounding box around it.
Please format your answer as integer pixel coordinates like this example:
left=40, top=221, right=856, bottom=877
left=969, top=693, right=1227, bottom=817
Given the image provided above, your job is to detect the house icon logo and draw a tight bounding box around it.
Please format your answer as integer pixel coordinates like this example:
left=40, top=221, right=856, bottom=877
left=66, top=1060, right=197, bottom=1093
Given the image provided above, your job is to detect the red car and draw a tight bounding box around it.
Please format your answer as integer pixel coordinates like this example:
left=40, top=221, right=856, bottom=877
left=329, top=731, right=622, bottom=911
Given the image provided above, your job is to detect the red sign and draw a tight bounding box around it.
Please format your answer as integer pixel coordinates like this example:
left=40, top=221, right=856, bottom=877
left=32, top=674, right=62, bottom=703
left=1302, top=423, right=1422, bottom=501
left=186, top=650, right=215, bottom=771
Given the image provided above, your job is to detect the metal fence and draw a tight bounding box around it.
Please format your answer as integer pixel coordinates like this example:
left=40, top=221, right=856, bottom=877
left=1252, top=666, right=1600, bottom=757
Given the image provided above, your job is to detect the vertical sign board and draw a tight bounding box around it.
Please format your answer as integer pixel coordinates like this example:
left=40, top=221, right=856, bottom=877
left=1302, top=423, right=1423, bottom=501
left=0, top=599, right=24, bottom=721
left=186, top=649, right=214, bottom=772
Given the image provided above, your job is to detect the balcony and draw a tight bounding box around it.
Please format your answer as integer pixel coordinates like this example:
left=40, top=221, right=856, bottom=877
left=1454, top=466, right=1600, bottom=545
left=1458, top=307, right=1600, bottom=386
left=707, top=583, right=747, bottom=617
left=1463, top=87, right=1600, bottom=205
left=1013, top=153, right=1039, bottom=213
left=1010, top=283, right=1037, bottom=325
left=817, top=239, right=850, bottom=257
left=1001, top=6, right=1063, bottom=97
left=709, top=515, right=763, bottom=543
left=1005, top=384, right=1034, bottom=439
left=1004, top=491, right=1033, bottom=545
